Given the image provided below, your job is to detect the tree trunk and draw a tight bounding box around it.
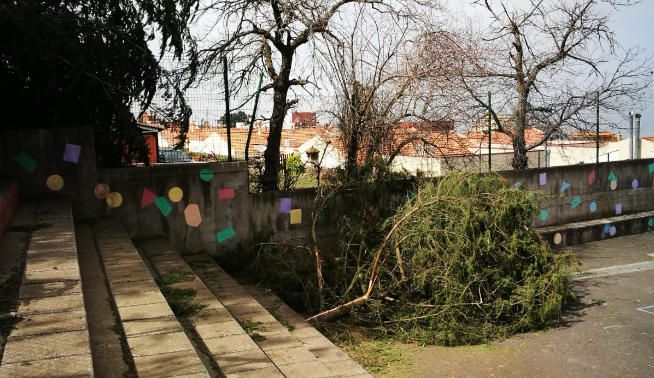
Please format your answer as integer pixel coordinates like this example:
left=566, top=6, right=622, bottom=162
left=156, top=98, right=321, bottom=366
left=345, top=128, right=359, bottom=177
left=512, top=134, right=528, bottom=169
left=262, top=54, right=293, bottom=191
left=512, top=95, right=529, bottom=170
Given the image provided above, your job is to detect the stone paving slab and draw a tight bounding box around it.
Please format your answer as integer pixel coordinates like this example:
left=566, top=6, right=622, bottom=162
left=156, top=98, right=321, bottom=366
left=194, top=320, right=244, bottom=338
left=109, top=278, right=159, bottom=295
left=265, top=347, right=321, bottom=366
left=0, top=354, right=93, bottom=377
left=186, top=306, right=235, bottom=326
left=104, top=268, right=153, bottom=283
left=16, top=293, right=84, bottom=315
left=132, top=349, right=209, bottom=377
left=128, top=331, right=196, bottom=357
left=122, top=316, right=182, bottom=337
left=214, top=349, right=280, bottom=374
left=25, top=249, right=78, bottom=261
left=204, top=334, right=260, bottom=356
left=10, top=310, right=87, bottom=339
left=23, top=257, right=79, bottom=272
left=119, top=301, right=176, bottom=321
left=18, top=280, right=82, bottom=299
left=23, top=267, right=80, bottom=283
left=102, top=254, right=145, bottom=267
left=103, top=260, right=148, bottom=272
left=113, top=290, right=167, bottom=308
left=223, top=366, right=285, bottom=378
left=277, top=361, right=334, bottom=378
left=2, top=330, right=91, bottom=364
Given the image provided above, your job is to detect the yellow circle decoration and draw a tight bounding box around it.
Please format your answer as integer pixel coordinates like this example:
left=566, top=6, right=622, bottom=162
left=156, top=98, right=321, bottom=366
left=553, top=233, right=562, bottom=245
left=94, top=183, right=110, bottom=199
left=46, top=174, right=64, bottom=191
left=106, top=192, right=123, bottom=208
left=168, top=187, right=184, bottom=203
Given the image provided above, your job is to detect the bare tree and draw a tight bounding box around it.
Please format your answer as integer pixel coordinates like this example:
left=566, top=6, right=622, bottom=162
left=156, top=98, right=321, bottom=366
left=192, top=0, right=433, bottom=190
left=421, top=0, right=652, bottom=169
left=319, top=7, right=453, bottom=177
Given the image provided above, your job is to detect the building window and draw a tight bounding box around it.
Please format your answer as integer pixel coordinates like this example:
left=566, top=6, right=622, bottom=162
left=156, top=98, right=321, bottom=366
left=307, top=151, right=319, bottom=162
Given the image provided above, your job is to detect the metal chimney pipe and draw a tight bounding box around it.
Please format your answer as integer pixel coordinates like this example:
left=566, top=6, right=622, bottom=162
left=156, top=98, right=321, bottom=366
left=634, top=113, right=642, bottom=159
left=629, top=112, right=634, bottom=160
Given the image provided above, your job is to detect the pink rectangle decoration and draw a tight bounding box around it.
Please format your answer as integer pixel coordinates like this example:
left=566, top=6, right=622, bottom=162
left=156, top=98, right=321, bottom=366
left=218, top=188, right=235, bottom=200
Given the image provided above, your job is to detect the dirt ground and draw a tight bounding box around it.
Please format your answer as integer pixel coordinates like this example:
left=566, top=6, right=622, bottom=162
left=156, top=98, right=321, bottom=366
left=376, top=232, right=654, bottom=377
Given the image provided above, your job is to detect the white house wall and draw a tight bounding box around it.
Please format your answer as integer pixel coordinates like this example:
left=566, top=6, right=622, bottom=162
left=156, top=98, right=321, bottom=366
left=390, top=156, right=442, bottom=177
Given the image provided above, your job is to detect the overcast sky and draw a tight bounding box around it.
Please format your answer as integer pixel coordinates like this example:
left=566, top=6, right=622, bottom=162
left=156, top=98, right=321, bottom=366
left=161, top=1, right=653, bottom=137
left=608, top=1, right=654, bottom=135
left=444, top=0, right=654, bottom=136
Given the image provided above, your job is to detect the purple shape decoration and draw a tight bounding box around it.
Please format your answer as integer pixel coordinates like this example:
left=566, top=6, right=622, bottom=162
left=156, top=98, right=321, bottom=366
left=539, top=172, right=547, bottom=186
left=609, top=225, right=617, bottom=236
left=63, top=144, right=81, bottom=163
left=279, top=197, right=292, bottom=214
left=615, top=203, right=622, bottom=215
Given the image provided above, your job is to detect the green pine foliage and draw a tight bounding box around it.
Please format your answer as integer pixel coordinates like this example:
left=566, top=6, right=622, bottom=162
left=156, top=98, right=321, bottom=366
left=383, top=172, right=577, bottom=345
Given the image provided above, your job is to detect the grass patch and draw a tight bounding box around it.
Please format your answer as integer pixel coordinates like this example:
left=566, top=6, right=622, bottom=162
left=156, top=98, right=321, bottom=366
left=319, top=323, right=416, bottom=375
left=322, top=324, right=415, bottom=375
left=155, top=270, right=206, bottom=317
left=159, top=286, right=207, bottom=317
left=155, top=270, right=195, bottom=286
left=237, top=318, right=267, bottom=340
left=268, top=307, right=296, bottom=332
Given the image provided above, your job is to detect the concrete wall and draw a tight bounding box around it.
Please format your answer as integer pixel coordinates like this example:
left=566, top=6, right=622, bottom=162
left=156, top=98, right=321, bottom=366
left=98, top=162, right=249, bottom=254
left=0, top=127, right=98, bottom=218
left=500, top=158, right=654, bottom=227
left=97, top=162, right=322, bottom=255
left=0, top=180, right=19, bottom=240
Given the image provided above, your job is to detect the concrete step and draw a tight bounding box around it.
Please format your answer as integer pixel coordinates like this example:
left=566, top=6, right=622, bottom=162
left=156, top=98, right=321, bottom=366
left=138, top=240, right=283, bottom=377
left=94, top=219, right=209, bottom=377
left=538, top=210, right=654, bottom=248
left=183, top=253, right=370, bottom=377
left=0, top=200, right=94, bottom=377
left=241, top=285, right=371, bottom=378
left=140, top=239, right=343, bottom=377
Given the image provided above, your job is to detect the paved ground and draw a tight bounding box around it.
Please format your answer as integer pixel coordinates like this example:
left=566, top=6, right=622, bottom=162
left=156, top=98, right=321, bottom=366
left=393, top=232, right=654, bottom=377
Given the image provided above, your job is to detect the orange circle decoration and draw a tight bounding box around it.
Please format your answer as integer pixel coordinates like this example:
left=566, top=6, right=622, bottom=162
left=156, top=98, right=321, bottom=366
left=609, top=180, right=618, bottom=191
left=94, top=183, right=110, bottom=199
left=168, top=187, right=184, bottom=203
left=106, top=192, right=123, bottom=208
left=46, top=175, right=64, bottom=191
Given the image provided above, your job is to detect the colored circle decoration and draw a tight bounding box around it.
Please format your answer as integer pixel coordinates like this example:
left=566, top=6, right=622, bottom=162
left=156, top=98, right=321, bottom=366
left=94, top=183, right=110, bottom=199
left=168, top=187, right=184, bottom=203
left=46, top=174, right=64, bottom=191
left=539, top=209, right=549, bottom=221
left=589, top=201, right=598, bottom=213
left=106, top=192, right=123, bottom=208
left=553, top=233, right=562, bottom=245
left=199, top=168, right=214, bottom=182
left=609, top=180, right=618, bottom=191
left=609, top=225, right=617, bottom=236
left=631, top=178, right=639, bottom=189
